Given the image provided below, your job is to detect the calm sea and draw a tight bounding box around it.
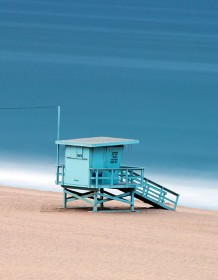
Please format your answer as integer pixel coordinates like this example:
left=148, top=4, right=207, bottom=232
left=0, top=0, right=217, bottom=209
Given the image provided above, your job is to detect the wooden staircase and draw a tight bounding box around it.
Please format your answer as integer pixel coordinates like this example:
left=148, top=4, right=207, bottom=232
left=119, top=173, right=179, bottom=210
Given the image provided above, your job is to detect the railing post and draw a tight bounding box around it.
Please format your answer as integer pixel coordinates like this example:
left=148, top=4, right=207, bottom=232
left=130, top=170, right=133, bottom=184
left=93, top=190, right=98, bottom=212
left=56, top=166, right=59, bottom=184
left=121, top=169, right=124, bottom=182
left=100, top=188, right=104, bottom=208
left=95, top=170, right=99, bottom=189
left=158, top=187, right=163, bottom=204
left=63, top=189, right=67, bottom=208
left=118, top=169, right=121, bottom=183
left=143, top=179, right=148, bottom=196
left=141, top=169, right=144, bottom=187
left=62, top=166, right=65, bottom=185
left=130, top=189, right=135, bottom=212
left=174, top=195, right=179, bottom=210
left=89, top=169, right=91, bottom=187
left=110, top=169, right=114, bottom=187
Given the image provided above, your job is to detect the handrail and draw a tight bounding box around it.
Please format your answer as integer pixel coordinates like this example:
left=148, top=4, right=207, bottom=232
left=56, top=165, right=65, bottom=185
left=89, top=167, right=143, bottom=171
left=89, top=167, right=144, bottom=188
left=129, top=170, right=179, bottom=209
left=145, top=178, right=179, bottom=196
left=120, top=165, right=145, bottom=169
left=131, top=170, right=179, bottom=196
left=89, top=168, right=179, bottom=196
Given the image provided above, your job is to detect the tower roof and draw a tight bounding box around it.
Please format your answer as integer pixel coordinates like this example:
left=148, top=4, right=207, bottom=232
left=56, top=136, right=139, bottom=147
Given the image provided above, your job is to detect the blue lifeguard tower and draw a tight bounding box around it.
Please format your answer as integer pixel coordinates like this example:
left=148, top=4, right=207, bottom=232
left=55, top=136, right=179, bottom=212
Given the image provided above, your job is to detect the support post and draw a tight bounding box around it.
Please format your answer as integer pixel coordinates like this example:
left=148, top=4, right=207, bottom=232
left=174, top=194, right=179, bottom=210
left=63, top=189, right=67, bottom=208
left=93, top=190, right=98, bottom=212
left=100, top=189, right=104, bottom=208
left=56, top=145, right=60, bottom=183
left=130, top=189, right=135, bottom=212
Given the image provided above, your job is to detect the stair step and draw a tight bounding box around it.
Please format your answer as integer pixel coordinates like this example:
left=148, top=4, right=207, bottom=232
left=119, top=175, right=179, bottom=210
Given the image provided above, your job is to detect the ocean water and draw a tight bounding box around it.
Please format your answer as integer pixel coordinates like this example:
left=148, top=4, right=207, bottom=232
left=0, top=0, right=218, bottom=210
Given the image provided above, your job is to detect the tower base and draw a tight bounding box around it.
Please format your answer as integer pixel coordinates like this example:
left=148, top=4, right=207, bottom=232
left=62, top=187, right=135, bottom=213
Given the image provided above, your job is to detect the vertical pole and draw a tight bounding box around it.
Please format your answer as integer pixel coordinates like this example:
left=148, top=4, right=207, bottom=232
left=100, top=188, right=104, bottom=208
left=95, top=170, right=99, bottom=188
left=174, top=194, right=179, bottom=210
left=89, top=169, right=91, bottom=187
left=57, top=105, right=61, bottom=141
left=63, top=189, right=67, bottom=208
left=126, top=169, right=129, bottom=187
left=56, top=144, right=60, bottom=184
left=110, top=169, right=113, bottom=186
left=130, top=189, right=135, bottom=212
left=93, top=191, right=98, bottom=212
left=56, top=106, right=61, bottom=184
left=141, top=169, right=144, bottom=187
left=121, top=169, right=123, bottom=182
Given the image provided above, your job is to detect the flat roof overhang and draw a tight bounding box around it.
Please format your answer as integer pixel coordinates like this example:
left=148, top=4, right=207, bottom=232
left=55, top=136, right=139, bottom=147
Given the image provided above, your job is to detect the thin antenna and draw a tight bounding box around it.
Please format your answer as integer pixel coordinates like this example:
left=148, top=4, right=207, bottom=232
left=57, top=105, right=61, bottom=140
left=56, top=106, right=61, bottom=182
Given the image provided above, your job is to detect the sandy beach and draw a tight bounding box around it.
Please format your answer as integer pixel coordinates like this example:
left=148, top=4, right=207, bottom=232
left=0, top=186, right=217, bottom=280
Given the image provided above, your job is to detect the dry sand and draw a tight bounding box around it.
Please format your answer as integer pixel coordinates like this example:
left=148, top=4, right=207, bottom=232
left=0, top=186, right=217, bottom=280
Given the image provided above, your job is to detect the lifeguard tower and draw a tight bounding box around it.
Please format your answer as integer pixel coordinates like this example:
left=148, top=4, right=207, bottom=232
left=55, top=137, right=179, bottom=212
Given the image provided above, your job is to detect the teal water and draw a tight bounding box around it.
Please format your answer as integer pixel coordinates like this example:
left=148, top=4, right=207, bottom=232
left=0, top=0, right=218, bottom=209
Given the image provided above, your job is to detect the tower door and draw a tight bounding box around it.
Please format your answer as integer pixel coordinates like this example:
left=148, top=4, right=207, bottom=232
left=64, top=146, right=89, bottom=186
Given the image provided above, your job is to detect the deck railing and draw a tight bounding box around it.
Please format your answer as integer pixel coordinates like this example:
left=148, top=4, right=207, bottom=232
left=56, top=164, right=65, bottom=185
left=89, top=167, right=144, bottom=188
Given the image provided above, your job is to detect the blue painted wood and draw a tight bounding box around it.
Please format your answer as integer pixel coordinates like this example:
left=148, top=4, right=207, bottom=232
left=91, top=189, right=136, bottom=212
left=56, top=137, right=139, bottom=147
left=93, top=191, right=98, bottom=212
left=64, top=146, right=89, bottom=186
left=61, top=187, right=137, bottom=212
left=67, top=192, right=94, bottom=203
left=100, top=188, right=104, bottom=208
left=61, top=167, right=179, bottom=210
left=131, top=189, right=135, bottom=212
left=63, top=190, right=67, bottom=208
left=56, top=136, right=180, bottom=212
left=97, top=192, right=132, bottom=205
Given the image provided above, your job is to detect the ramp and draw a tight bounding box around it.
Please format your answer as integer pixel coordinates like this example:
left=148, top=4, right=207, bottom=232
left=119, top=172, right=179, bottom=210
